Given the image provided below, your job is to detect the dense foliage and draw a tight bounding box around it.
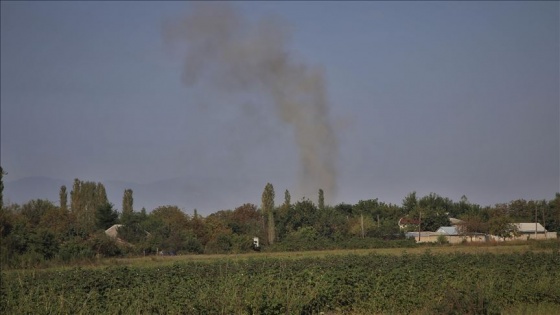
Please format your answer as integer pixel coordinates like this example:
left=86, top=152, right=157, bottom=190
left=1, top=171, right=560, bottom=267
left=2, top=251, right=559, bottom=314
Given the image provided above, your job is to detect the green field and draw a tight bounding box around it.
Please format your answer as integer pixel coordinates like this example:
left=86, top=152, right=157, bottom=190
left=2, top=243, right=560, bottom=314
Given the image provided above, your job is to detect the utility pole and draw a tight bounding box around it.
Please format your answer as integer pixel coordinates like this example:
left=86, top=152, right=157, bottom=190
left=541, top=200, right=547, bottom=239
left=418, top=211, right=422, bottom=242
left=360, top=214, right=364, bottom=238
left=535, top=204, right=538, bottom=239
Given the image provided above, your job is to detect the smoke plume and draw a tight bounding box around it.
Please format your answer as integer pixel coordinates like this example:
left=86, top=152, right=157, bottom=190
left=165, top=3, right=337, bottom=201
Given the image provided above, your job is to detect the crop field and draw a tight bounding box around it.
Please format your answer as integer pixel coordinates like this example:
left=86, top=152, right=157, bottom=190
left=2, top=244, right=560, bottom=314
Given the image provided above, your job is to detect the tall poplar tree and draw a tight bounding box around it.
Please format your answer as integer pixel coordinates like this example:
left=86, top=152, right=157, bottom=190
left=122, top=189, right=134, bottom=223
left=0, top=167, right=5, bottom=209
left=96, top=183, right=108, bottom=207
left=261, top=183, right=276, bottom=245
left=70, top=179, right=81, bottom=213
left=59, top=185, right=68, bottom=212
left=70, top=179, right=109, bottom=233
left=284, top=189, right=291, bottom=208
left=318, top=189, right=325, bottom=211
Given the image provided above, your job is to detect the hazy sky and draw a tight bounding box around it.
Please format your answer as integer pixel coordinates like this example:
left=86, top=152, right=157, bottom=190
left=1, top=1, right=559, bottom=211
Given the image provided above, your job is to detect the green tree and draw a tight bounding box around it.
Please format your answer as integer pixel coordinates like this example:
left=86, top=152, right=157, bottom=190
left=487, top=214, right=518, bottom=240
left=315, top=205, right=348, bottom=239
left=284, top=189, right=291, bottom=208
left=0, top=166, right=5, bottom=209
left=418, top=193, right=453, bottom=215
left=415, top=193, right=452, bottom=231
left=96, top=203, right=118, bottom=230
left=21, top=199, right=57, bottom=227
left=59, top=185, right=68, bottom=212
left=508, top=199, right=532, bottom=222
left=547, top=193, right=560, bottom=233
left=38, top=206, right=73, bottom=240
left=230, top=203, right=261, bottom=236
left=349, top=215, right=375, bottom=238
left=318, top=189, right=325, bottom=211
left=70, top=179, right=82, bottom=214
left=402, top=192, right=418, bottom=214
left=334, top=203, right=353, bottom=216
left=70, top=179, right=109, bottom=233
left=353, top=199, right=380, bottom=218
left=122, top=189, right=134, bottom=222
left=284, top=198, right=317, bottom=233
left=88, top=231, right=121, bottom=257
left=261, top=183, right=275, bottom=245
left=96, top=183, right=108, bottom=207
left=145, top=205, right=195, bottom=253
left=29, top=229, right=59, bottom=260
left=421, top=211, right=451, bottom=232
left=150, top=205, right=190, bottom=237
left=451, top=195, right=481, bottom=218
left=276, top=190, right=292, bottom=241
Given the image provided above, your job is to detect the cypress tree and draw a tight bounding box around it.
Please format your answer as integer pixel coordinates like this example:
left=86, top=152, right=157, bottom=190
left=284, top=189, right=291, bottom=208
left=122, top=189, right=133, bottom=223
left=70, top=179, right=109, bottom=233
left=59, top=185, right=68, bottom=212
left=318, top=189, right=325, bottom=211
left=0, top=167, right=5, bottom=209
left=261, top=183, right=276, bottom=245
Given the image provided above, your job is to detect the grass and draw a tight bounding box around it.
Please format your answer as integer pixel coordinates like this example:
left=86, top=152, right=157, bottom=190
left=63, top=241, right=546, bottom=270
left=4, top=240, right=556, bottom=272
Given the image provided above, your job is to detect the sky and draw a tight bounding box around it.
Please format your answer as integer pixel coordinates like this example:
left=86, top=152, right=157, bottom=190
left=1, top=1, right=559, bottom=213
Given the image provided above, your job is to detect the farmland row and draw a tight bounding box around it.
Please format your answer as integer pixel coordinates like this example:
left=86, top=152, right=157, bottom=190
left=2, top=250, right=560, bottom=314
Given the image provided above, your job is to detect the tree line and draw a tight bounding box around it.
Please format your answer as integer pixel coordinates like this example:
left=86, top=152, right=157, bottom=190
left=1, top=167, right=559, bottom=268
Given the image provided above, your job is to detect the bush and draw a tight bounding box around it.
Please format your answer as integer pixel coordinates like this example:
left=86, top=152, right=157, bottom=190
left=58, top=238, right=93, bottom=262
left=437, top=235, right=449, bottom=245
left=205, top=234, right=233, bottom=254
left=87, top=232, right=121, bottom=258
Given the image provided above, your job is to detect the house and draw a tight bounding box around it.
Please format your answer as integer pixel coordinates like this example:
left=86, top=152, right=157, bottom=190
left=398, top=217, right=420, bottom=230
left=436, top=226, right=459, bottom=235
left=407, top=221, right=558, bottom=244
left=407, top=224, right=488, bottom=244
left=405, top=231, right=441, bottom=243
left=486, top=222, right=557, bottom=241
left=436, top=226, right=487, bottom=243
left=104, top=224, right=133, bottom=246
left=449, top=218, right=465, bottom=226
left=104, top=224, right=123, bottom=238
left=513, top=223, right=557, bottom=240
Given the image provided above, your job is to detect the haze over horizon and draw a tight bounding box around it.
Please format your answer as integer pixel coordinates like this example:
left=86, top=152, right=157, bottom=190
left=2, top=2, right=559, bottom=214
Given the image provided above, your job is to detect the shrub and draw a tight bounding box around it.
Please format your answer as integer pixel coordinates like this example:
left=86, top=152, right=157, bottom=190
left=437, top=235, right=449, bottom=245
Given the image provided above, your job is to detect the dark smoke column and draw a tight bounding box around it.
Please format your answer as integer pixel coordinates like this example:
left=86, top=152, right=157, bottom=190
left=165, top=3, right=338, bottom=201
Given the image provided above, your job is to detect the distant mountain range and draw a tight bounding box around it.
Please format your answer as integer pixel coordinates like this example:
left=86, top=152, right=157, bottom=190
left=4, top=176, right=262, bottom=216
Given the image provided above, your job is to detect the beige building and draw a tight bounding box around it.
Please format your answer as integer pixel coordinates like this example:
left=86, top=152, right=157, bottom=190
left=406, top=222, right=557, bottom=243
left=489, top=223, right=557, bottom=241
